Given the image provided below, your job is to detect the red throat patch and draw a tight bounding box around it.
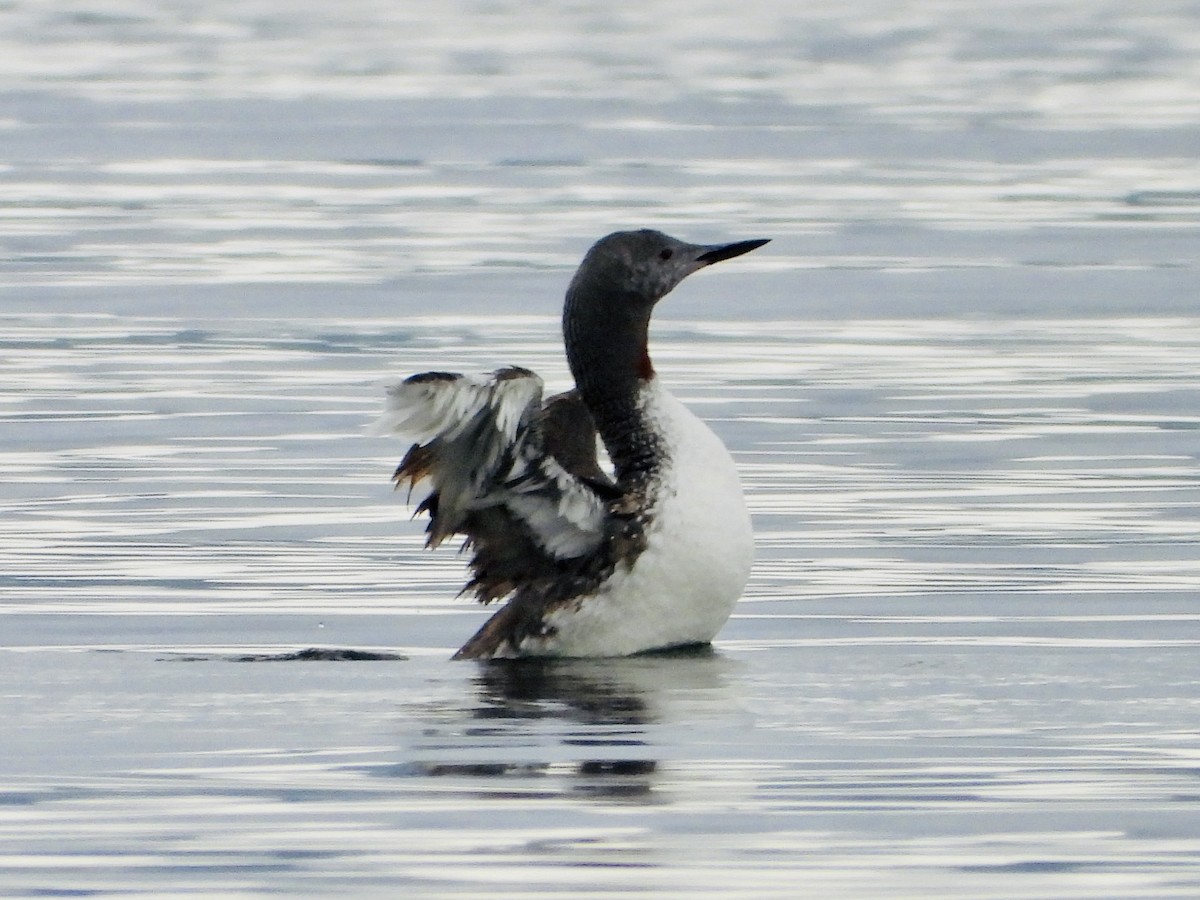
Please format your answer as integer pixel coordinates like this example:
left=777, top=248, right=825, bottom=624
left=636, top=344, right=655, bottom=380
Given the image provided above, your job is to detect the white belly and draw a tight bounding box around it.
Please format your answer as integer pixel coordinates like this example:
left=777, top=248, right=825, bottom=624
left=532, top=382, right=753, bottom=656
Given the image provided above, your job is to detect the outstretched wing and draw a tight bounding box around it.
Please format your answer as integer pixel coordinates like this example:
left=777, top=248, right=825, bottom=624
left=374, top=367, right=613, bottom=604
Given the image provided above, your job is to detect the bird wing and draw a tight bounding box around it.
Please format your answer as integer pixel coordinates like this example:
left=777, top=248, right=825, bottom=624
left=374, top=367, right=613, bottom=603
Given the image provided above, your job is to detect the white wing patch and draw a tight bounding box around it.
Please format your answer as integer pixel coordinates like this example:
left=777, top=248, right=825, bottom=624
left=374, top=368, right=607, bottom=562
left=374, top=371, right=531, bottom=444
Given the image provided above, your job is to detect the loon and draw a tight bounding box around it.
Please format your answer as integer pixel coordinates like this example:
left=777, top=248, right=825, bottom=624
left=376, top=229, right=768, bottom=659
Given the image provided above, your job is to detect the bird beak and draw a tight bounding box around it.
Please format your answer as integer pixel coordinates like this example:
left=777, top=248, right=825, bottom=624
left=696, top=238, right=770, bottom=266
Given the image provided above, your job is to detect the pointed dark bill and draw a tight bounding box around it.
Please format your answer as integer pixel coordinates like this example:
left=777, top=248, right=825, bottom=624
left=696, top=238, right=770, bottom=265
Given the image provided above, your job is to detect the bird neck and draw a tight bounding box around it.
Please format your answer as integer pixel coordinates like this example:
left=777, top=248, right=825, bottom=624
left=563, top=281, right=663, bottom=485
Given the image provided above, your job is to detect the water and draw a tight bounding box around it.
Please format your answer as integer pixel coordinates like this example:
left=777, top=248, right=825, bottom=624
left=2, top=1, right=1200, bottom=897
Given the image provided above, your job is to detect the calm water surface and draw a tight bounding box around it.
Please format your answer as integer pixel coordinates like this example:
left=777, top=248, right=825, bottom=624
left=2, top=1, right=1200, bottom=897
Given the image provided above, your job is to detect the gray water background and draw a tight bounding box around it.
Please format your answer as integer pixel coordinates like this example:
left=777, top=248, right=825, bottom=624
left=1, top=1, right=1199, bottom=896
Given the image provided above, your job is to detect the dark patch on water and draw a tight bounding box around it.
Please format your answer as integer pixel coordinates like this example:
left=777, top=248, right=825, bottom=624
left=1126, top=190, right=1200, bottom=207
left=959, top=860, right=1090, bottom=874
left=496, top=158, right=586, bottom=168
left=162, top=647, right=407, bottom=662
left=0, top=792, right=40, bottom=806
left=355, top=158, right=425, bottom=168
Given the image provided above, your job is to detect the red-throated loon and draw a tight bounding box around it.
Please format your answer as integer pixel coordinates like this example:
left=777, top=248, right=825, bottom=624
left=375, top=229, right=769, bottom=658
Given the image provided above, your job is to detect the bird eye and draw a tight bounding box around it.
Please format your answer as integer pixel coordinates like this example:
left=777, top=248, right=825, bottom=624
left=658, top=248, right=673, bottom=261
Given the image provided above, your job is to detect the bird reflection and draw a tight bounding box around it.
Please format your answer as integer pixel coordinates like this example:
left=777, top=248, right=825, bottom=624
left=472, top=656, right=656, bottom=723
left=409, top=646, right=725, bottom=802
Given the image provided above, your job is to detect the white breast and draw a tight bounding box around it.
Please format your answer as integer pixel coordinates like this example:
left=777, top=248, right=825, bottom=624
left=531, top=379, right=753, bottom=656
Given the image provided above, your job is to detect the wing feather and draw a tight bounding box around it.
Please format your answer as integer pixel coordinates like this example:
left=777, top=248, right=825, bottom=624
left=375, top=368, right=610, bottom=597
